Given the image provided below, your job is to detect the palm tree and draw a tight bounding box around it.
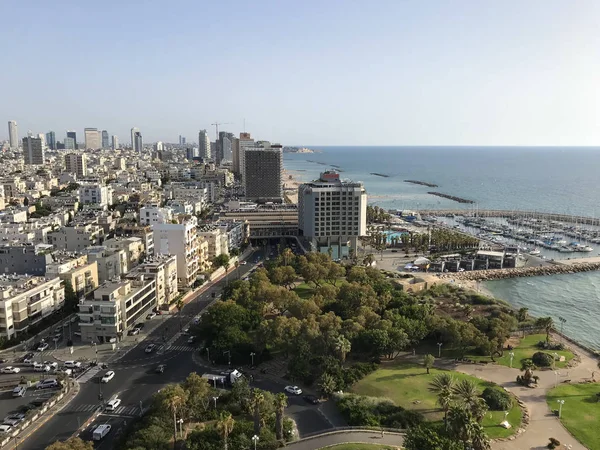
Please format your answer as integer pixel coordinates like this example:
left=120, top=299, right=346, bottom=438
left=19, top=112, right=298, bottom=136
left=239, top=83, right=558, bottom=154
left=162, top=386, right=188, bottom=445
left=517, top=307, right=529, bottom=322
left=274, top=393, right=287, bottom=441
left=429, top=373, right=455, bottom=426
left=447, top=405, right=474, bottom=442
left=281, top=248, right=294, bottom=266
left=234, top=260, right=240, bottom=279
left=334, top=335, right=351, bottom=362
left=250, top=389, right=265, bottom=434
left=216, top=411, right=235, bottom=450
left=536, top=317, right=554, bottom=342
left=452, top=379, right=479, bottom=410
left=470, top=421, right=491, bottom=450
left=423, top=354, right=435, bottom=374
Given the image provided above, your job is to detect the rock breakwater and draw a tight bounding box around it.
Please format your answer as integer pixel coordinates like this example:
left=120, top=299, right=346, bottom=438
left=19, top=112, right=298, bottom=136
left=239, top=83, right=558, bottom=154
left=440, top=262, right=600, bottom=282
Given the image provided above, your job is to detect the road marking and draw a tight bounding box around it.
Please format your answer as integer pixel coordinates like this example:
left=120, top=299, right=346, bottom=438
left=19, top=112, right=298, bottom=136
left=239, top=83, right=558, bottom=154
left=166, top=345, right=195, bottom=352
left=77, top=366, right=102, bottom=383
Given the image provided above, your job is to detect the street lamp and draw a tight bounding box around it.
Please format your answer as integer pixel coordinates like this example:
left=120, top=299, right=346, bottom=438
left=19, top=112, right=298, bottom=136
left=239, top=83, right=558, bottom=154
left=14, top=435, right=19, bottom=450
left=252, top=434, right=259, bottom=450
left=250, top=352, right=255, bottom=366
left=554, top=370, right=559, bottom=388
left=178, top=418, right=184, bottom=437
left=223, top=350, right=231, bottom=366
left=509, top=352, right=515, bottom=368
left=553, top=352, right=559, bottom=370
left=212, top=396, right=219, bottom=408
left=437, top=342, right=443, bottom=358
left=212, top=376, right=217, bottom=389
left=557, top=399, right=565, bottom=418
left=503, top=410, right=509, bottom=421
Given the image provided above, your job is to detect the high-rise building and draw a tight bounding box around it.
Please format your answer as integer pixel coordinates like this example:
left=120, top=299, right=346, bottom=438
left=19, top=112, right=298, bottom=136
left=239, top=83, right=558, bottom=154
left=178, top=135, right=186, bottom=145
left=111, top=135, right=119, bottom=150
left=236, top=132, right=254, bottom=184
left=101, top=130, right=109, bottom=148
left=66, top=131, right=77, bottom=149
left=64, top=137, right=76, bottom=150
left=298, top=171, right=367, bottom=258
left=131, top=127, right=142, bottom=153
left=65, top=153, right=87, bottom=178
left=84, top=128, right=101, bottom=149
left=22, top=136, right=45, bottom=165
left=8, top=121, right=18, bottom=150
left=244, top=143, right=283, bottom=202
left=198, top=129, right=211, bottom=160
left=45, top=131, right=56, bottom=150
left=217, top=131, right=234, bottom=165
left=154, top=142, right=164, bottom=152
left=37, top=133, right=46, bottom=149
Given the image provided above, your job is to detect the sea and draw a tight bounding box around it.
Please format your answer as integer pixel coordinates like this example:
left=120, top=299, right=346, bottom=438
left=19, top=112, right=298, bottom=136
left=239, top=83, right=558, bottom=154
left=284, top=146, right=600, bottom=350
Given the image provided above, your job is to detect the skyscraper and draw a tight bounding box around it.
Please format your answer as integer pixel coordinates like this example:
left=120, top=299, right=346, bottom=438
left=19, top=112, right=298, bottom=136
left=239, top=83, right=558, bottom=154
left=84, top=128, right=101, bottom=150
left=111, top=135, right=119, bottom=150
left=131, top=127, right=142, bottom=153
left=244, top=143, right=283, bottom=202
left=217, top=131, right=234, bottom=165
left=198, top=129, right=211, bottom=160
left=45, top=131, right=56, bottom=150
left=237, top=132, right=254, bottom=184
left=101, top=130, right=109, bottom=148
left=22, top=136, right=45, bottom=165
left=66, top=131, right=77, bottom=149
left=64, top=137, right=76, bottom=150
left=8, top=121, right=18, bottom=150
left=65, top=153, right=87, bottom=178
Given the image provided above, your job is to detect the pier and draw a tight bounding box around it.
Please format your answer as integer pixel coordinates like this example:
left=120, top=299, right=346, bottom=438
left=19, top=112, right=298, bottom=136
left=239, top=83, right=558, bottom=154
left=417, top=209, right=600, bottom=226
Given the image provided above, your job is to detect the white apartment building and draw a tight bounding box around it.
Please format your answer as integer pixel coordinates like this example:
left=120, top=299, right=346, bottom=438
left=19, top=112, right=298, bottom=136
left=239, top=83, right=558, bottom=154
left=153, top=216, right=200, bottom=288
left=298, top=171, right=367, bottom=259
left=198, top=129, right=211, bottom=159
left=84, top=128, right=101, bottom=150
left=47, top=224, right=105, bottom=252
left=45, top=254, right=99, bottom=297
left=197, top=227, right=229, bottom=260
left=65, top=153, right=88, bottom=178
left=139, top=204, right=173, bottom=226
left=78, top=274, right=156, bottom=343
left=128, top=254, right=178, bottom=307
left=104, top=237, right=144, bottom=269
left=85, top=246, right=128, bottom=283
left=79, top=184, right=113, bottom=209
left=0, top=275, right=65, bottom=339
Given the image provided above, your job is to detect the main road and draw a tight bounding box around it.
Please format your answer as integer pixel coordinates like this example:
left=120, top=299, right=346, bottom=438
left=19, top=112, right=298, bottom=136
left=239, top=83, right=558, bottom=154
left=21, top=246, right=340, bottom=449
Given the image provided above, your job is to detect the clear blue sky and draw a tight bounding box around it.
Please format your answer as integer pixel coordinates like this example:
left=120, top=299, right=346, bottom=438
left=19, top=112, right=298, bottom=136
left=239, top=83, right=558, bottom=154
left=3, top=0, right=599, bottom=146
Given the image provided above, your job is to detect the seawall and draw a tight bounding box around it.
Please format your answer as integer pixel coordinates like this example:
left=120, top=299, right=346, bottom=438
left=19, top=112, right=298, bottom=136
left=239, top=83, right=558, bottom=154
left=417, top=209, right=600, bottom=225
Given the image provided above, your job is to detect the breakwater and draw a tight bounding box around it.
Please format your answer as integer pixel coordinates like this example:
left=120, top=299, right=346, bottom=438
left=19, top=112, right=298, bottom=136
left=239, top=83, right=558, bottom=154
left=417, top=209, right=600, bottom=225
left=405, top=180, right=438, bottom=187
left=441, top=261, right=600, bottom=282
left=371, top=173, right=390, bottom=178
left=427, top=192, right=474, bottom=204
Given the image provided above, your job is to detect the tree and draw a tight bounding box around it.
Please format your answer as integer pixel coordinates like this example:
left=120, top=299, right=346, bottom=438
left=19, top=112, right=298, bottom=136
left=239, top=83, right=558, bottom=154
left=46, top=438, right=94, bottom=450
left=274, top=393, right=287, bottom=441
left=423, top=354, right=435, bottom=374
left=453, top=379, right=488, bottom=423
left=516, top=307, right=529, bottom=322
left=183, top=372, right=212, bottom=418
left=216, top=411, right=235, bottom=450
left=250, top=389, right=265, bottom=434
left=234, top=260, right=240, bottom=279
left=404, top=425, right=465, bottom=450
left=160, top=384, right=189, bottom=444
left=213, top=254, right=231, bottom=272
left=127, top=425, right=172, bottom=450
left=63, top=280, right=78, bottom=313
left=536, top=317, right=554, bottom=342
left=429, top=373, right=455, bottom=426
left=318, top=372, right=338, bottom=397
left=334, top=335, right=351, bottom=362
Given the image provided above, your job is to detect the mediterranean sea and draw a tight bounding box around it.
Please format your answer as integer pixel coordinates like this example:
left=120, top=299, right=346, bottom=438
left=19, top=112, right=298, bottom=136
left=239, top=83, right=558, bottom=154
left=284, top=146, right=600, bottom=349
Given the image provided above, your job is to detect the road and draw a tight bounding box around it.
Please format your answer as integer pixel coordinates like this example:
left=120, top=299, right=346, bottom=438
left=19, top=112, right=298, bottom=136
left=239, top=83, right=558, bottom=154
left=20, top=243, right=338, bottom=449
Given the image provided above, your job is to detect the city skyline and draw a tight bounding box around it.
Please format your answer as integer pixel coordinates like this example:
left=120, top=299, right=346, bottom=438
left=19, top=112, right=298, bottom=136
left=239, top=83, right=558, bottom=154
left=2, top=1, right=599, bottom=146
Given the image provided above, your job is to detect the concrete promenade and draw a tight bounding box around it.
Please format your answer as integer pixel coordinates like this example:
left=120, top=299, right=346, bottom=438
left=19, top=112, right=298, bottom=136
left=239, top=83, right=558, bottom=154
left=286, top=430, right=404, bottom=449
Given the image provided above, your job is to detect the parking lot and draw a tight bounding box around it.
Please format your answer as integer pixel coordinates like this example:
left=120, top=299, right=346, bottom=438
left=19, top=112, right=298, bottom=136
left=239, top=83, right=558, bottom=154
left=0, top=382, right=62, bottom=434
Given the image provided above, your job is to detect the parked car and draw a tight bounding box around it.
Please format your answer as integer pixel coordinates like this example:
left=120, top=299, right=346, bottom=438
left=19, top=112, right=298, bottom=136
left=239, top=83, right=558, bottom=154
left=61, top=368, right=73, bottom=377
left=12, top=386, right=26, bottom=398
left=146, top=312, right=156, bottom=320
left=37, top=379, right=58, bottom=390
left=302, top=395, right=320, bottom=405
left=0, top=424, right=12, bottom=433
left=284, top=385, right=302, bottom=395
left=101, top=371, right=115, bottom=383
left=134, top=323, right=144, bottom=330
left=3, top=414, right=25, bottom=426
left=144, top=344, right=156, bottom=354
left=105, top=398, right=121, bottom=411
left=64, top=361, right=82, bottom=369
left=0, top=366, right=20, bottom=374
left=128, top=328, right=140, bottom=336
left=44, top=361, right=59, bottom=370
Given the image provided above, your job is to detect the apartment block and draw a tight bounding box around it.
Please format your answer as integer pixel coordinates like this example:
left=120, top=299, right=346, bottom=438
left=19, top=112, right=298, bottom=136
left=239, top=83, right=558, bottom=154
left=139, top=204, right=173, bottom=226
left=45, top=254, right=99, bottom=297
left=78, top=184, right=113, bottom=209
left=127, top=254, right=178, bottom=307
left=47, top=224, right=105, bottom=252
left=84, top=246, right=128, bottom=283
left=197, top=226, right=229, bottom=260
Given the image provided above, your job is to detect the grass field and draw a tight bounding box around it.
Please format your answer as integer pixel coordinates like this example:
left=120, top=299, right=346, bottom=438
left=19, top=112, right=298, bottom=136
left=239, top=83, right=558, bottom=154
left=547, top=382, right=600, bottom=450
left=351, top=363, right=522, bottom=439
left=320, top=445, right=398, bottom=450
left=294, top=282, right=315, bottom=299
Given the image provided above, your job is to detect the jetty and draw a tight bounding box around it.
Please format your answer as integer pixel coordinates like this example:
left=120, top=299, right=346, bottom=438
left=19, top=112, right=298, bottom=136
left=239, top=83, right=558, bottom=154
left=405, top=180, right=438, bottom=187
left=440, top=261, right=600, bottom=282
left=427, top=192, right=474, bottom=204
left=371, top=173, right=390, bottom=178
left=417, top=209, right=600, bottom=226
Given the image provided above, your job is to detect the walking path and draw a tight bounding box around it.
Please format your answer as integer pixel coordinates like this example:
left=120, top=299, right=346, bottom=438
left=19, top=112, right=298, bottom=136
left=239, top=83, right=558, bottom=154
left=286, top=430, right=404, bottom=450
left=435, top=335, right=598, bottom=450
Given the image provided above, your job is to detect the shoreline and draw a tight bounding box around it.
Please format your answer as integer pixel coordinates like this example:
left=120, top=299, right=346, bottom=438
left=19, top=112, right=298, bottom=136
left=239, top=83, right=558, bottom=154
left=282, top=169, right=304, bottom=204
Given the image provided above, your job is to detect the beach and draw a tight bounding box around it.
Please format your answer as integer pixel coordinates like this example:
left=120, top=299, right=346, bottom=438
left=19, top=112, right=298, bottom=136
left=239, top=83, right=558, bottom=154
left=282, top=169, right=304, bottom=204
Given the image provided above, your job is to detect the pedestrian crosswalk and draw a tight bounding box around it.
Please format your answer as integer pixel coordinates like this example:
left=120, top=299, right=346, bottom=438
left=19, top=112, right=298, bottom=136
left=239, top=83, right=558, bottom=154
left=166, top=345, right=195, bottom=352
left=66, top=403, right=140, bottom=415
left=76, top=366, right=102, bottom=384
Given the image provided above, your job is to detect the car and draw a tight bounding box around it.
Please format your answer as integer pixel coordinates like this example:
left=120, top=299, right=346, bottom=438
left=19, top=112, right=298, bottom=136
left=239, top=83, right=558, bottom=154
left=44, top=361, right=59, bottom=370
left=182, top=328, right=190, bottom=335
left=29, top=399, right=48, bottom=407
left=22, top=352, right=34, bottom=362
left=302, top=394, right=321, bottom=405
left=108, top=337, right=117, bottom=344
left=33, top=364, right=50, bottom=372
left=128, top=328, right=140, bottom=336
left=145, top=344, right=156, bottom=354
left=155, top=364, right=166, bottom=374
left=187, top=336, right=195, bottom=344
left=146, top=312, right=156, bottom=320
left=12, top=386, right=26, bottom=397
left=240, top=260, right=247, bottom=265
left=37, top=342, right=49, bottom=352
left=54, top=327, right=62, bottom=334
left=105, top=398, right=121, bottom=411
left=134, top=323, right=145, bottom=330
left=61, top=368, right=73, bottom=377
left=0, top=424, right=12, bottom=433
left=101, top=371, right=115, bottom=383
left=37, top=379, right=59, bottom=389
left=284, top=385, right=302, bottom=395
left=93, top=424, right=111, bottom=441
left=3, top=414, right=25, bottom=426
left=64, top=361, right=82, bottom=369
left=0, top=366, right=20, bottom=374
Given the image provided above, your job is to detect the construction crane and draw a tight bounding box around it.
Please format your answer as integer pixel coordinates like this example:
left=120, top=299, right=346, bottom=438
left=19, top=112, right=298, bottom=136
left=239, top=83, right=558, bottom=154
left=211, top=122, right=232, bottom=140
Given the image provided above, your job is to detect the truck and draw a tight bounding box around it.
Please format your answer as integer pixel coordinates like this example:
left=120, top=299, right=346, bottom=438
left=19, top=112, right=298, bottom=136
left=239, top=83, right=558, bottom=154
left=202, top=369, right=243, bottom=387
left=93, top=424, right=111, bottom=440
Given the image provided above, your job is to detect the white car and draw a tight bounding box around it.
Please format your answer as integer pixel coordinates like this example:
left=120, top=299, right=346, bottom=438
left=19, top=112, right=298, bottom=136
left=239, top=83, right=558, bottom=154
left=34, top=364, right=50, bottom=372
left=105, top=398, right=121, bottom=411
left=144, top=344, right=156, bottom=354
left=0, top=424, right=11, bottom=433
left=101, top=371, right=115, bottom=383
left=37, top=343, right=49, bottom=352
left=0, top=366, right=20, bottom=374
left=284, top=385, right=302, bottom=395
left=187, top=336, right=195, bottom=344
left=64, top=361, right=82, bottom=369
left=61, top=368, right=73, bottom=377
left=44, top=361, right=59, bottom=370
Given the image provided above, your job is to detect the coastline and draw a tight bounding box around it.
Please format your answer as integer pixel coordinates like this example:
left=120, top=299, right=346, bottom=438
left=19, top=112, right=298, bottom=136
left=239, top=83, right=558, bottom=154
left=282, top=169, right=304, bottom=204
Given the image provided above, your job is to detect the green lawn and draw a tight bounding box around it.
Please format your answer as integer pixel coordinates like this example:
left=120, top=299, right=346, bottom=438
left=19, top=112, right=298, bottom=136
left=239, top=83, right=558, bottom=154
left=294, top=282, right=314, bottom=299
left=547, top=382, right=600, bottom=450
left=351, top=363, right=522, bottom=439
left=320, top=445, right=397, bottom=450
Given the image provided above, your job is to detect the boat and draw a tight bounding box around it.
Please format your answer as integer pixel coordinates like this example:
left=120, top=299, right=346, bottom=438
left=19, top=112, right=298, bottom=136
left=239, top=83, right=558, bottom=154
left=529, top=248, right=541, bottom=256
left=582, top=245, right=593, bottom=252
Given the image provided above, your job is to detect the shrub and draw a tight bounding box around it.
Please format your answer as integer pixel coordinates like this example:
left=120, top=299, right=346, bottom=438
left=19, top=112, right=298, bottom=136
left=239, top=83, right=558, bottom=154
left=548, top=437, right=561, bottom=449
left=536, top=341, right=565, bottom=351
left=336, top=394, right=424, bottom=428
left=532, top=351, right=554, bottom=367
left=482, top=387, right=512, bottom=410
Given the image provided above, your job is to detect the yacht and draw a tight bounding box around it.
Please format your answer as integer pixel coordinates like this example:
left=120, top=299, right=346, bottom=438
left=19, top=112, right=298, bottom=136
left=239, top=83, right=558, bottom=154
left=529, top=248, right=541, bottom=256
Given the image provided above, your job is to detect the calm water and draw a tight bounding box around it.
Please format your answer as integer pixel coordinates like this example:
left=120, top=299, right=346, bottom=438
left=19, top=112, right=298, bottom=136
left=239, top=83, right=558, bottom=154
left=284, top=146, right=600, bottom=350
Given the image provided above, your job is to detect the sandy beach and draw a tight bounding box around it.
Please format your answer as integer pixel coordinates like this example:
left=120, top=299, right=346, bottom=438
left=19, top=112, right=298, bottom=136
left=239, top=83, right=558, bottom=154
left=282, top=169, right=304, bottom=204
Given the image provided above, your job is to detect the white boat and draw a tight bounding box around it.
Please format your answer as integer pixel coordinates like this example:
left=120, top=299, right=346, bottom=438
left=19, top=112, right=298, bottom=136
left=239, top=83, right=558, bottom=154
left=529, top=248, right=541, bottom=256
left=582, top=245, right=593, bottom=252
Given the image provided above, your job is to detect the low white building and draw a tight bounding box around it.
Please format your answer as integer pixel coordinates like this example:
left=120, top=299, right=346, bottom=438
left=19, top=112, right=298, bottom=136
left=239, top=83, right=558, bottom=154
left=78, top=184, right=114, bottom=209
left=198, top=226, right=229, bottom=260
left=139, top=204, right=173, bottom=226
left=47, top=224, right=105, bottom=252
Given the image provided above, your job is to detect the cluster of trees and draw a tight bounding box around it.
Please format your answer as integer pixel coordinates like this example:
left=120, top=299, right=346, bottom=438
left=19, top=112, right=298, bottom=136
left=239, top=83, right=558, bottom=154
left=108, top=373, right=293, bottom=450
left=366, top=205, right=391, bottom=224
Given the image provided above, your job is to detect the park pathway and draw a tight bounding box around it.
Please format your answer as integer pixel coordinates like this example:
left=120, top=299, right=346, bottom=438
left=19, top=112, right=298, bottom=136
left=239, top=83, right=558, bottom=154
left=437, top=337, right=599, bottom=450
left=286, top=430, right=404, bottom=450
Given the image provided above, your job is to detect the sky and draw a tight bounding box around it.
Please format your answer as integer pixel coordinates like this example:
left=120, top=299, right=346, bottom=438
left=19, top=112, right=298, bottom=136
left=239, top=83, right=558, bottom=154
left=2, top=0, right=600, bottom=146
